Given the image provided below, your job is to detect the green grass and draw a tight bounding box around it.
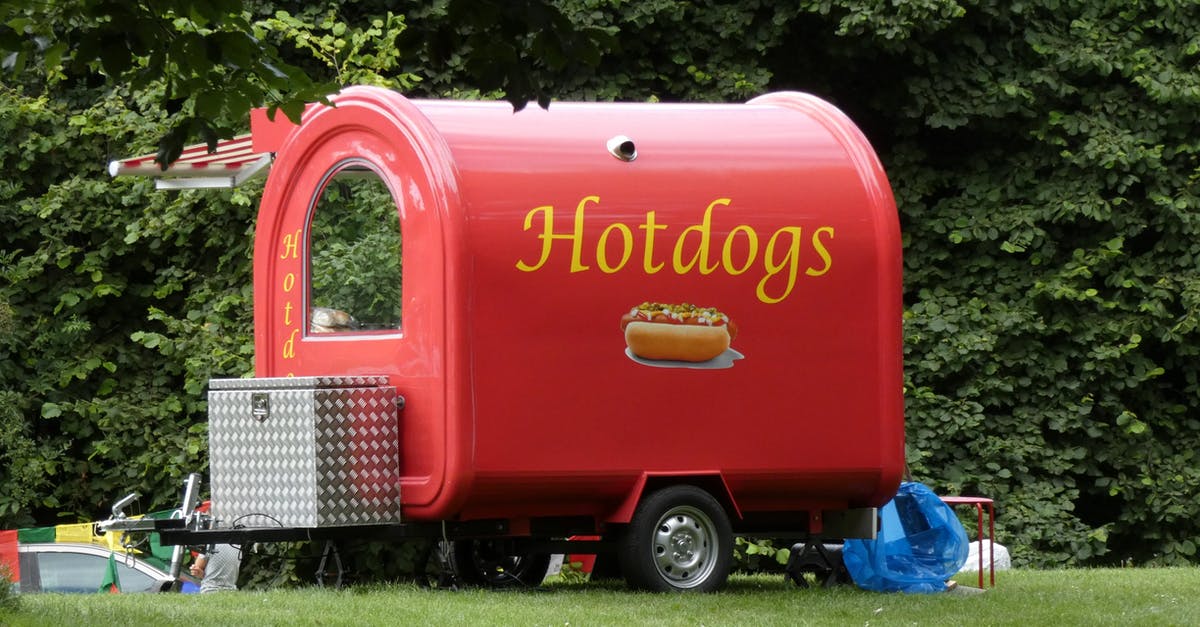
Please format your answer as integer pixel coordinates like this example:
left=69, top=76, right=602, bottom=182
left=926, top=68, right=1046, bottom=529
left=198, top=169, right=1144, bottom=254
left=3, top=569, right=1199, bottom=626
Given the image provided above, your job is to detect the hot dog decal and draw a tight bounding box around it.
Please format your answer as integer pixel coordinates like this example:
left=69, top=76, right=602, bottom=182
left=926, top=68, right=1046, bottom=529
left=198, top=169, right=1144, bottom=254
left=621, top=302, right=738, bottom=364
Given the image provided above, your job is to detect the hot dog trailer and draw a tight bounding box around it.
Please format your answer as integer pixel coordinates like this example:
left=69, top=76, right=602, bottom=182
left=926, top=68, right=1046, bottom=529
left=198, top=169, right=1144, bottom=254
left=104, top=86, right=904, bottom=591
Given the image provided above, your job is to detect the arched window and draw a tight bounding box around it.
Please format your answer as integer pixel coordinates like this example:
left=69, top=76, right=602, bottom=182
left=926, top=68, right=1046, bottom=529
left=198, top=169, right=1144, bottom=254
left=307, top=165, right=402, bottom=333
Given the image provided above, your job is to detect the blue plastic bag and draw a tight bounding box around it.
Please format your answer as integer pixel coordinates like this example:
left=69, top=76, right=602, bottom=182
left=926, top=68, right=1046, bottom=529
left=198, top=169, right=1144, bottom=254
left=842, top=482, right=969, bottom=594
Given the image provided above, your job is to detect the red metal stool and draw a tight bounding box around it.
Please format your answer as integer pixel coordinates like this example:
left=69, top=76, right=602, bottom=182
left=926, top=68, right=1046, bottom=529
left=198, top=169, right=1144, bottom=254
left=939, top=496, right=996, bottom=588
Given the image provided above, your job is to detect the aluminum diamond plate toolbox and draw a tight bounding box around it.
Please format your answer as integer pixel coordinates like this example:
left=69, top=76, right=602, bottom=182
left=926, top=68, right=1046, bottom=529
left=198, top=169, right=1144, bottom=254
left=208, top=376, right=401, bottom=528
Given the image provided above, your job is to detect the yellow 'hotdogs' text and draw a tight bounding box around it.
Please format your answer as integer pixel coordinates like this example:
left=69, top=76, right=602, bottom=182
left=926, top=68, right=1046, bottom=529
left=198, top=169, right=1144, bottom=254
left=515, top=196, right=833, bottom=304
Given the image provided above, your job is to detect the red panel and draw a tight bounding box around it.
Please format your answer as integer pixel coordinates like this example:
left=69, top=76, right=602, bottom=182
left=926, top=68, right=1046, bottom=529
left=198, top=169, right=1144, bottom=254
left=249, top=87, right=904, bottom=523
left=250, top=107, right=301, bottom=153
left=427, top=94, right=904, bottom=515
left=252, top=87, right=466, bottom=517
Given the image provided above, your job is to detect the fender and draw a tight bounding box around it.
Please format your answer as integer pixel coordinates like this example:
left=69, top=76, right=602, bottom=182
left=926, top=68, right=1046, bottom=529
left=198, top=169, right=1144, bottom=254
left=605, top=472, right=742, bottom=524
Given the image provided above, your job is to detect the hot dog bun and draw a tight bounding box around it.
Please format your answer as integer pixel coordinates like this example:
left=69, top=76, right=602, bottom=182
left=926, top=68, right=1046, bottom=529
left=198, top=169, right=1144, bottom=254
left=625, top=321, right=730, bottom=362
left=621, top=302, right=737, bottom=363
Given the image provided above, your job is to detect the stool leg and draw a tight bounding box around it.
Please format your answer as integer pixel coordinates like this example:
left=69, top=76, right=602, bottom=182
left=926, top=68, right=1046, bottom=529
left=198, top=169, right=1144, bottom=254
left=987, top=503, right=996, bottom=587
left=975, top=504, right=984, bottom=589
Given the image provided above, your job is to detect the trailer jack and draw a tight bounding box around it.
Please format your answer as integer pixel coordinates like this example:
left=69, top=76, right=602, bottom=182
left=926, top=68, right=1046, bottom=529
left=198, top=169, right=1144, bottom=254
left=784, top=539, right=851, bottom=588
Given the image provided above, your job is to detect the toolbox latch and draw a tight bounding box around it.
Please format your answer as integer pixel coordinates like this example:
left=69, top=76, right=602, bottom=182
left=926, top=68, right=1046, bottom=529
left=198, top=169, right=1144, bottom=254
left=252, top=392, right=270, bottom=422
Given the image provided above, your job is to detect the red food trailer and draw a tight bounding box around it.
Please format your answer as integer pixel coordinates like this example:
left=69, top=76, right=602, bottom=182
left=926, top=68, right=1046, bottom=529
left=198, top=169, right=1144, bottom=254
left=106, top=86, right=904, bottom=591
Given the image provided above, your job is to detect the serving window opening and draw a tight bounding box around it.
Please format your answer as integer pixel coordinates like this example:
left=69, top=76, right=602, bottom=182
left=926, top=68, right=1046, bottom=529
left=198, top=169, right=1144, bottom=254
left=307, top=164, right=403, bottom=334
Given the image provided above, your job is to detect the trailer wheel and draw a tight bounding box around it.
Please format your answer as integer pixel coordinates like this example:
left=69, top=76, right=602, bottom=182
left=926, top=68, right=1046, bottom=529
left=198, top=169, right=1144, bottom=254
left=449, top=539, right=551, bottom=588
left=619, top=485, right=732, bottom=592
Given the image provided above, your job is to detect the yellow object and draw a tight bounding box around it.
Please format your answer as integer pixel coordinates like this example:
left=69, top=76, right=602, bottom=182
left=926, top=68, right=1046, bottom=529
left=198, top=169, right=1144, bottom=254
left=54, top=520, right=142, bottom=553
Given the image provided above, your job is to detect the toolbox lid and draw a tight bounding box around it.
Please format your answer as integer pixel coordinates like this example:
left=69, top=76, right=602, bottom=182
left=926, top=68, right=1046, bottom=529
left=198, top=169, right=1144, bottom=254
left=208, top=376, right=390, bottom=390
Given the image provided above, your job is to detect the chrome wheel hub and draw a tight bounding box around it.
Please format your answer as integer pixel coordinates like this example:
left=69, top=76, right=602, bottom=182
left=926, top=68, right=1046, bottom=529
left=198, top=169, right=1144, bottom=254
left=651, top=505, right=718, bottom=588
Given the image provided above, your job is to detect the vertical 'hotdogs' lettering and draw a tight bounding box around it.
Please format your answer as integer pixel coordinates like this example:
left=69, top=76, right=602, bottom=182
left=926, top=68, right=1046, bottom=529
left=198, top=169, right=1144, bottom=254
left=279, top=229, right=301, bottom=259
left=277, top=231, right=301, bottom=371
left=282, top=328, right=299, bottom=359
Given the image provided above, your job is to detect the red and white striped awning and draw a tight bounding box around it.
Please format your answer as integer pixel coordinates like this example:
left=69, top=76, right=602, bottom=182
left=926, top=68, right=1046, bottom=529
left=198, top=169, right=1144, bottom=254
left=108, top=134, right=273, bottom=189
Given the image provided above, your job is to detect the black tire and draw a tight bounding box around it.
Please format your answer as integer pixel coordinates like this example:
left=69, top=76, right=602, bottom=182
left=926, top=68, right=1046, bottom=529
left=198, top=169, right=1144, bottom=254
left=619, top=485, right=733, bottom=592
left=449, top=539, right=551, bottom=588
